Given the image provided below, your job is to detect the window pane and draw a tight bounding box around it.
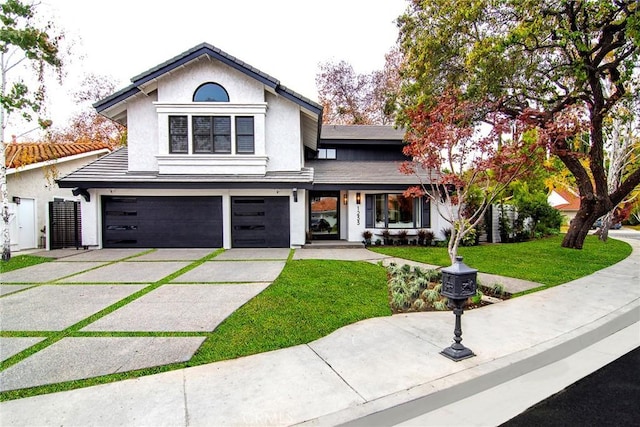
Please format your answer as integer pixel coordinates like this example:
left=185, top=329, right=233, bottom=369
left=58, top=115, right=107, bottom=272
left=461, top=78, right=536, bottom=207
left=214, top=135, right=231, bottom=153
left=237, top=135, right=254, bottom=153
left=236, top=117, right=254, bottom=153
left=213, top=117, right=231, bottom=153
left=171, top=135, right=188, bottom=153
left=193, top=83, right=229, bottom=102
left=193, top=116, right=212, bottom=135
left=213, top=117, right=231, bottom=135
left=375, top=195, right=385, bottom=228
left=236, top=117, right=254, bottom=135
left=194, top=134, right=213, bottom=153
left=388, top=194, right=414, bottom=228
left=169, top=116, right=188, bottom=153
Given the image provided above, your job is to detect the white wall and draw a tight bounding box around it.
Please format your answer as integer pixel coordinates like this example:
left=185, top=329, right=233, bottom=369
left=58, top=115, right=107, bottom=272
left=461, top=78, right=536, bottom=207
left=4, top=153, right=107, bottom=250
left=124, top=59, right=305, bottom=174
left=127, top=91, right=159, bottom=172
left=265, top=91, right=303, bottom=171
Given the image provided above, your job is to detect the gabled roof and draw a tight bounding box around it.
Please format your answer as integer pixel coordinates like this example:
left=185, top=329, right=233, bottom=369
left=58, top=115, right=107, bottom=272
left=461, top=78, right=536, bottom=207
left=94, top=42, right=322, bottom=118
left=4, top=142, right=112, bottom=169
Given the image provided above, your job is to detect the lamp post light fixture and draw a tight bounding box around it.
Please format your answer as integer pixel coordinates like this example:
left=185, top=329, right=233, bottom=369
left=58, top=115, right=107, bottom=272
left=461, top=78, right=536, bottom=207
left=440, top=256, right=477, bottom=361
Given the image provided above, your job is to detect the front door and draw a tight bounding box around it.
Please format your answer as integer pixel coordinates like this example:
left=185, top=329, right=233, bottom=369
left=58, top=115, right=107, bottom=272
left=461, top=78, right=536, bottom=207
left=18, top=198, right=36, bottom=250
left=309, top=191, right=339, bottom=240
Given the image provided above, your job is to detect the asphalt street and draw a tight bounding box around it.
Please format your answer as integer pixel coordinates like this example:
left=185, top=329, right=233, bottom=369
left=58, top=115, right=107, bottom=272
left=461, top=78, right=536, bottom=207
left=501, top=345, right=639, bottom=426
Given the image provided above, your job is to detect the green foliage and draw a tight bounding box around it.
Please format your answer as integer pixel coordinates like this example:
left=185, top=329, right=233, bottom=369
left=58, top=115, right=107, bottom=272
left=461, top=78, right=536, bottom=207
left=397, top=0, right=640, bottom=250
left=0, top=0, right=63, bottom=122
left=0, top=254, right=51, bottom=271
left=370, top=235, right=632, bottom=287
left=386, top=262, right=447, bottom=312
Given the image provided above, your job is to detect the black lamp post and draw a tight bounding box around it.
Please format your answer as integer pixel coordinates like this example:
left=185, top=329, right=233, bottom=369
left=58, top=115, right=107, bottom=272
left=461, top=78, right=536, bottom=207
left=440, top=256, right=477, bottom=361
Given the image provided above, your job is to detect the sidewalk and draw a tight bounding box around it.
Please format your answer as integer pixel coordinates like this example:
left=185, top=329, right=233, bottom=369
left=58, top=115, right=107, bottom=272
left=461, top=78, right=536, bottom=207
left=1, top=236, right=638, bottom=426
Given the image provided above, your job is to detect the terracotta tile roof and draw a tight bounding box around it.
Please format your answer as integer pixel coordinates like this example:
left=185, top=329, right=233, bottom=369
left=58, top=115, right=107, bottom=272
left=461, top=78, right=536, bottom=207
left=553, top=188, right=581, bottom=211
left=4, top=142, right=112, bottom=168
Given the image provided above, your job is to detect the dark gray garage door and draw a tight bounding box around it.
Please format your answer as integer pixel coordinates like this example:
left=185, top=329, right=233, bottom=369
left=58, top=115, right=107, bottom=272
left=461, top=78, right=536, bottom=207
left=102, top=196, right=222, bottom=248
left=231, top=196, right=290, bottom=248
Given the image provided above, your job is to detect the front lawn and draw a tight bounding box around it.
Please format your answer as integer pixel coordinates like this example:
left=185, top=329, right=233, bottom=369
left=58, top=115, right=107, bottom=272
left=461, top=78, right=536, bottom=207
left=0, top=254, right=52, bottom=273
left=369, top=235, right=632, bottom=287
left=190, top=259, right=390, bottom=364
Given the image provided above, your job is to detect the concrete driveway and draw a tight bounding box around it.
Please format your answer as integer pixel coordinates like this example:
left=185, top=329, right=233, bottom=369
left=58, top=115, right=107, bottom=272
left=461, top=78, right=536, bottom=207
left=0, top=248, right=289, bottom=392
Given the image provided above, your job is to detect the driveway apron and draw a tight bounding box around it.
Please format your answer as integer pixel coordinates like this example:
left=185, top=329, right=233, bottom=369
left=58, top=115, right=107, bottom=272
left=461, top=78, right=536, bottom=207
left=0, top=248, right=288, bottom=392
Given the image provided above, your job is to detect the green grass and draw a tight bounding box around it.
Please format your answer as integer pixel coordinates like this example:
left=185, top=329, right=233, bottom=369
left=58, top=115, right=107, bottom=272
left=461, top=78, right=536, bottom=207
left=190, top=259, right=390, bottom=364
left=370, top=235, right=632, bottom=287
left=0, top=254, right=52, bottom=273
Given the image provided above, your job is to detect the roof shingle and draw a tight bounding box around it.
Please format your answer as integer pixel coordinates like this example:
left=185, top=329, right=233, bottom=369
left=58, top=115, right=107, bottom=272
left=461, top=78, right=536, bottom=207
left=4, top=142, right=112, bottom=168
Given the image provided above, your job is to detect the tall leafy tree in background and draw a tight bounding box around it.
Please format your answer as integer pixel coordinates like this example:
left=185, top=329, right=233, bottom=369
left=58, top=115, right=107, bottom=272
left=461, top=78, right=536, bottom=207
left=316, top=47, right=403, bottom=125
left=46, top=73, right=126, bottom=147
left=397, top=0, right=640, bottom=249
left=1, top=0, right=63, bottom=261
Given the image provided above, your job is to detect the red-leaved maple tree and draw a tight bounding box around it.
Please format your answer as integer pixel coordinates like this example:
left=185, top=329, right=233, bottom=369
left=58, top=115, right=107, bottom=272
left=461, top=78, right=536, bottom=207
left=401, top=90, right=545, bottom=264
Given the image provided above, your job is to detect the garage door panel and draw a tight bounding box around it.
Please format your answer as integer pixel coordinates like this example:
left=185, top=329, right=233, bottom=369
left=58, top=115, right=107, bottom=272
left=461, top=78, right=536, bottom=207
left=231, top=197, right=289, bottom=248
left=103, top=196, right=222, bottom=248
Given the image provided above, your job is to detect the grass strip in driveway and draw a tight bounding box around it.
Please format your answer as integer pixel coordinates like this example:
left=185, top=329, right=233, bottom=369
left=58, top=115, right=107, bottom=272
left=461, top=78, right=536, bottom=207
left=0, top=249, right=224, bottom=401
left=0, top=255, right=52, bottom=273
left=190, top=259, right=391, bottom=364
left=369, top=235, right=632, bottom=289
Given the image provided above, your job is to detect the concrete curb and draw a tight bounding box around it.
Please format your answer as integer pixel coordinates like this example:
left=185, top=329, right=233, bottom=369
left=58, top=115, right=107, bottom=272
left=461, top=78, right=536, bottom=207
left=302, top=301, right=640, bottom=426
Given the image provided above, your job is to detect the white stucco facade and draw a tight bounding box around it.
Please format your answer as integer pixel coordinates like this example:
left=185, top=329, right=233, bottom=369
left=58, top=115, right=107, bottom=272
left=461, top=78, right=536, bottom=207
left=4, top=150, right=110, bottom=251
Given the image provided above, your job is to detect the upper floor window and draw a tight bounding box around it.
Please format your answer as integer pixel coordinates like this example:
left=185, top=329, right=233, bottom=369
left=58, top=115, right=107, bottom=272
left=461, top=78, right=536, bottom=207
left=168, top=114, right=254, bottom=154
left=193, top=116, right=231, bottom=153
left=193, top=82, right=229, bottom=102
left=317, top=148, right=337, bottom=159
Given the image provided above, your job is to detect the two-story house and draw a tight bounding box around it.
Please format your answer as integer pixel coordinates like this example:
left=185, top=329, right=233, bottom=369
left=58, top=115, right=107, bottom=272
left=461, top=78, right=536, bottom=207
left=57, top=43, right=448, bottom=249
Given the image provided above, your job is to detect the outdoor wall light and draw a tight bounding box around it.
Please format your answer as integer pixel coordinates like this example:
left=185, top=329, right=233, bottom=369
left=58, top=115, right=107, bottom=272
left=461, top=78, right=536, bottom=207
left=292, top=188, right=298, bottom=203
left=12, top=196, right=21, bottom=205
left=343, top=193, right=348, bottom=205
left=356, top=192, right=361, bottom=204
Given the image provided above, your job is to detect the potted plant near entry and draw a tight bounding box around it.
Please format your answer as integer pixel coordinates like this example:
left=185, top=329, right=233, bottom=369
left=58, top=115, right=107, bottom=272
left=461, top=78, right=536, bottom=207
left=362, top=230, right=373, bottom=246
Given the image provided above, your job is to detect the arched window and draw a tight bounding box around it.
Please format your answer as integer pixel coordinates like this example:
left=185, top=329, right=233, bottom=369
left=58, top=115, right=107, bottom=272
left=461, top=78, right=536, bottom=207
left=193, top=82, right=229, bottom=102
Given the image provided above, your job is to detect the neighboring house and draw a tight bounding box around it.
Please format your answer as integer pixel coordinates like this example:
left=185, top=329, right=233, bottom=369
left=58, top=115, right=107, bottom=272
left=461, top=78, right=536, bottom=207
left=3, top=142, right=112, bottom=251
left=57, top=43, right=447, bottom=249
left=548, top=187, right=581, bottom=224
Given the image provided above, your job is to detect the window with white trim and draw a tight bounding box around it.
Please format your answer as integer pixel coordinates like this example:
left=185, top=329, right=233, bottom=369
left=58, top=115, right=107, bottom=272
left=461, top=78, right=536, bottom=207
left=365, top=194, right=430, bottom=229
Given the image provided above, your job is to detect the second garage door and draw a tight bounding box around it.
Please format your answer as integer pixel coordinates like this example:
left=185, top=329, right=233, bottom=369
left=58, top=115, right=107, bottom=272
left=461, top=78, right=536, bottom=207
left=103, top=196, right=222, bottom=248
left=231, top=196, right=290, bottom=248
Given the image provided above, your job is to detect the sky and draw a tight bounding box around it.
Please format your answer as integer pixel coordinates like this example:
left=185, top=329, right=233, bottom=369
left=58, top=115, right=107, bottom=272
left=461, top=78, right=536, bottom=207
left=7, top=0, right=408, bottom=140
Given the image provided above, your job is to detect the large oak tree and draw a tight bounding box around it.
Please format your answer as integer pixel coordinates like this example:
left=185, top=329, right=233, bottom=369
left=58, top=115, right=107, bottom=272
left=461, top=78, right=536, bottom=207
left=397, top=0, right=640, bottom=249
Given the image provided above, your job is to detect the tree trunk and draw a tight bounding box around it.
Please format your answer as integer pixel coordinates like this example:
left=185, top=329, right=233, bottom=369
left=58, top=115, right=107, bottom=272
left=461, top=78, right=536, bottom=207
left=562, top=202, right=603, bottom=249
